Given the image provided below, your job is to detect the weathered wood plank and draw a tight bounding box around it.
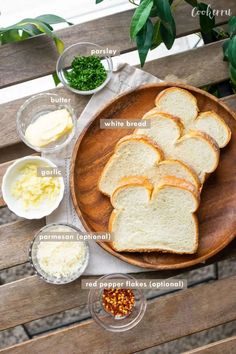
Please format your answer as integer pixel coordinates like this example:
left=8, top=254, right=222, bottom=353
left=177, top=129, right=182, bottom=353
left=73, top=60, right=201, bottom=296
left=1, top=276, right=235, bottom=353
left=0, top=232, right=235, bottom=330
left=0, top=40, right=232, bottom=151
left=144, top=40, right=228, bottom=87
left=183, top=335, right=236, bottom=354
left=0, top=219, right=44, bottom=270
left=0, top=0, right=234, bottom=89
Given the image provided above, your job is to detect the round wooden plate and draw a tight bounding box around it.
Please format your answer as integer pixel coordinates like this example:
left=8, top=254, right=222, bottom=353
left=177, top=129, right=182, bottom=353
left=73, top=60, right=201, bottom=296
left=70, top=83, right=236, bottom=269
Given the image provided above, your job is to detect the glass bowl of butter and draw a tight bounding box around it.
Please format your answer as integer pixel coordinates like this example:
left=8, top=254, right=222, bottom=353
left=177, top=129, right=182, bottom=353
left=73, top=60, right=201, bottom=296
left=29, top=223, right=89, bottom=284
left=17, top=93, right=76, bottom=153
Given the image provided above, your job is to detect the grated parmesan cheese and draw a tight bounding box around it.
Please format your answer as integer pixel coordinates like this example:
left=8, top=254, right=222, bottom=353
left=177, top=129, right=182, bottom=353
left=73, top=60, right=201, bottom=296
left=37, top=241, right=87, bottom=278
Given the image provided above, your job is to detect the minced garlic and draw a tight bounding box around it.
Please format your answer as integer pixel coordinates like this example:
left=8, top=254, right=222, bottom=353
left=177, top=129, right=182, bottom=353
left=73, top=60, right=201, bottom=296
left=11, top=164, right=60, bottom=209
left=37, top=241, right=87, bottom=278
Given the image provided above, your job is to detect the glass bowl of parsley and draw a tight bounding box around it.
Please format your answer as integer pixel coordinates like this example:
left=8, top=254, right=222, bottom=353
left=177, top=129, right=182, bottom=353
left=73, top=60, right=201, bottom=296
left=56, top=42, right=113, bottom=95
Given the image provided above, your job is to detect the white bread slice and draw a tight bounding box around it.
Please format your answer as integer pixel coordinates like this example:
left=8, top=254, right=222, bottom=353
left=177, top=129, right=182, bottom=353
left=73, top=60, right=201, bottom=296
left=192, top=111, right=231, bottom=148
left=154, top=87, right=231, bottom=148
left=135, top=112, right=220, bottom=182
left=155, top=87, right=199, bottom=126
left=98, top=135, right=200, bottom=196
left=109, top=176, right=199, bottom=254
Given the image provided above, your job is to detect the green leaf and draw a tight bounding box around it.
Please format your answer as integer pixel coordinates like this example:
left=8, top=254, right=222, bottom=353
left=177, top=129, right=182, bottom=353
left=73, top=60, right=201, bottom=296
left=154, top=0, right=176, bottom=49
left=130, top=0, right=153, bottom=39
left=228, top=36, right=236, bottom=68
left=52, top=72, right=61, bottom=86
left=198, top=3, right=215, bottom=34
left=0, top=30, right=22, bottom=44
left=228, top=16, right=236, bottom=37
left=223, top=39, right=230, bottom=61
left=18, top=18, right=65, bottom=53
left=229, top=63, right=236, bottom=86
left=151, top=19, right=162, bottom=49
left=36, top=14, right=73, bottom=26
left=136, top=19, right=154, bottom=67
left=184, top=0, right=198, bottom=6
left=96, top=0, right=104, bottom=3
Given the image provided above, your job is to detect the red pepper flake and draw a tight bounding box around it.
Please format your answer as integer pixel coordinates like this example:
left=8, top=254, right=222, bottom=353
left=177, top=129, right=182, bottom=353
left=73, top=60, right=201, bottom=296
left=102, top=288, right=135, bottom=317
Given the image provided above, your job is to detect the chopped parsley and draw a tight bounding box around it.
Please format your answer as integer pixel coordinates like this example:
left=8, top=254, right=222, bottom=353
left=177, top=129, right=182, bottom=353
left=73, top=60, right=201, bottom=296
left=66, top=55, right=107, bottom=91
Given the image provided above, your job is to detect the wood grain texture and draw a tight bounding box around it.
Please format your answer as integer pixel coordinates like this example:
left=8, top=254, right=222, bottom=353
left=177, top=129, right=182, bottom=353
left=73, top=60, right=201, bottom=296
left=0, top=269, right=193, bottom=331
left=1, top=276, right=235, bottom=354
left=0, top=219, right=44, bottom=270
left=144, top=40, right=228, bottom=87
left=0, top=0, right=234, bottom=88
left=0, top=42, right=231, bottom=152
left=183, top=336, right=236, bottom=354
left=70, top=83, right=236, bottom=269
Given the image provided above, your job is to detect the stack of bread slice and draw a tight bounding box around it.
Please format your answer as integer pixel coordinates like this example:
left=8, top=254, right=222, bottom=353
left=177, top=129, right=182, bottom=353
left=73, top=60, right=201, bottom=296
left=99, top=87, right=231, bottom=254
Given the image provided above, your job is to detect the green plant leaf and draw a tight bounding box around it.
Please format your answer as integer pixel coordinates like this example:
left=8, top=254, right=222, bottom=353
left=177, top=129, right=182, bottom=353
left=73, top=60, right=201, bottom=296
left=228, top=16, right=236, bottom=37
left=130, top=0, right=153, bottom=39
left=229, top=63, right=236, bottom=86
left=154, top=0, right=176, bottom=49
left=136, top=18, right=153, bottom=67
left=52, top=72, right=61, bottom=86
left=0, top=30, right=22, bottom=44
left=228, top=35, right=236, bottom=68
left=184, top=0, right=198, bottom=6
left=223, top=39, right=230, bottom=61
left=18, top=18, right=65, bottom=53
left=151, top=19, right=162, bottom=49
left=198, top=3, right=215, bottom=34
left=36, top=14, right=73, bottom=26
left=96, top=0, right=104, bottom=3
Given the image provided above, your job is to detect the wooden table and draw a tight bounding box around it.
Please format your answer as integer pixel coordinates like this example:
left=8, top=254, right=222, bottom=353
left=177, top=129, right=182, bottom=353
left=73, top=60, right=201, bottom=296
left=0, top=1, right=236, bottom=353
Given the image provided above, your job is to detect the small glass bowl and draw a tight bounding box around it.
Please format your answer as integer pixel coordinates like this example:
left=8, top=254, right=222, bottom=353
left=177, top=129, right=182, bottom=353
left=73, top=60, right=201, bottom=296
left=56, top=42, right=113, bottom=95
left=29, top=223, right=89, bottom=284
left=88, top=273, right=146, bottom=332
left=17, top=93, right=76, bottom=153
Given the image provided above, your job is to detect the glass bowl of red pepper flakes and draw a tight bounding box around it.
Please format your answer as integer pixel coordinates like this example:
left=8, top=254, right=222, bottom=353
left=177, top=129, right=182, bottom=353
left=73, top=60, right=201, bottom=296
left=88, top=273, right=146, bottom=332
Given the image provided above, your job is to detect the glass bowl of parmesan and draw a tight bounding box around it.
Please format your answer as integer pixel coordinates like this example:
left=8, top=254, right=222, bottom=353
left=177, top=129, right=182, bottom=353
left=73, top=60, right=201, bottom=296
left=29, top=223, right=89, bottom=284
left=16, top=93, right=76, bottom=153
